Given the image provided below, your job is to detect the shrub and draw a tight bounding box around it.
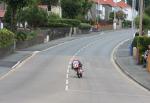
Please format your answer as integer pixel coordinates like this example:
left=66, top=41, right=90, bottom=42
left=48, top=19, right=81, bottom=27
left=48, top=22, right=71, bottom=27
left=17, top=6, right=48, bottom=28
left=122, top=20, right=132, bottom=28
left=48, top=13, right=60, bottom=20
left=0, top=29, right=15, bottom=48
left=79, top=23, right=91, bottom=29
left=135, top=14, right=150, bottom=30
left=16, top=31, right=37, bottom=41
left=132, top=36, right=150, bottom=63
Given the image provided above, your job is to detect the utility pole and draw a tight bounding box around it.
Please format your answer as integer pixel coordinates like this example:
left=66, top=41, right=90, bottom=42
left=113, top=0, right=117, bottom=30
left=132, top=0, right=135, bottom=30
left=139, top=0, right=144, bottom=36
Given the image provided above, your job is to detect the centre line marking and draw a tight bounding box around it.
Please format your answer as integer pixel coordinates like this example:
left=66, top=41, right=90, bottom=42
left=65, top=32, right=104, bottom=91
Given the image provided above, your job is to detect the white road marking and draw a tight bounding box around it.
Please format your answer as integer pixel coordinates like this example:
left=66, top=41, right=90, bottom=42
left=66, top=74, right=69, bottom=79
left=0, top=33, right=103, bottom=80
left=65, top=32, right=104, bottom=91
left=65, top=85, right=69, bottom=91
left=66, top=80, right=69, bottom=85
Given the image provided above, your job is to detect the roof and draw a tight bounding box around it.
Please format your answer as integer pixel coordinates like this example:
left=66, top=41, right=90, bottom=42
left=116, top=1, right=130, bottom=8
left=94, top=0, right=115, bottom=7
left=0, top=10, right=5, bottom=18
left=93, top=0, right=130, bottom=8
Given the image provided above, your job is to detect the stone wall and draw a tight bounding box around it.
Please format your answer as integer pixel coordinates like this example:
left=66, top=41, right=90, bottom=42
left=16, top=36, right=44, bottom=49
left=0, top=45, right=14, bottom=59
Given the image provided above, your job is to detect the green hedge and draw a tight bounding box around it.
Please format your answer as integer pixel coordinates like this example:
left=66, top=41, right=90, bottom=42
left=122, top=20, right=132, bottom=28
left=132, top=36, right=150, bottom=63
left=0, top=29, right=15, bottom=48
left=16, top=31, right=37, bottom=41
left=79, top=23, right=91, bottom=29
left=48, top=19, right=81, bottom=27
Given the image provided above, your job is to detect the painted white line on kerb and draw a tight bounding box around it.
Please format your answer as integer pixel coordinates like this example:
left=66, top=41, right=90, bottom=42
left=65, top=32, right=104, bottom=91
left=111, top=39, right=150, bottom=93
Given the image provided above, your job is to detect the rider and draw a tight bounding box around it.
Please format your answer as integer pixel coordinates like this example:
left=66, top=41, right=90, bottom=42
left=71, top=59, right=82, bottom=71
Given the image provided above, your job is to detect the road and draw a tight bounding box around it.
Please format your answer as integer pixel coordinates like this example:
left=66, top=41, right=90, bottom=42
left=0, top=29, right=150, bottom=103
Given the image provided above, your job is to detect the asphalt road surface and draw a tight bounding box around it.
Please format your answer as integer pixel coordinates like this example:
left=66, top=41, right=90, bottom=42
left=0, top=29, right=150, bottom=103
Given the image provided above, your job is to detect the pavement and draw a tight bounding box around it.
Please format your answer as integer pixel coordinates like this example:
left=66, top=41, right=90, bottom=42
left=115, top=40, right=150, bottom=91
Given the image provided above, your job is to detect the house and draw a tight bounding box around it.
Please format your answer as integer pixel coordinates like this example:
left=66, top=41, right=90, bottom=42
left=89, top=0, right=115, bottom=21
left=38, top=4, right=62, bottom=18
left=0, top=2, right=6, bottom=21
left=116, top=1, right=137, bottom=21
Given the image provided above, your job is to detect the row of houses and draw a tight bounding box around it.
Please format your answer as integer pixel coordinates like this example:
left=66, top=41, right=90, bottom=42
left=0, top=0, right=137, bottom=24
left=89, top=0, right=137, bottom=22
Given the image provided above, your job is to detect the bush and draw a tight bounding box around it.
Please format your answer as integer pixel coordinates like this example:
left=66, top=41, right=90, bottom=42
left=0, top=29, right=15, bottom=48
left=48, top=13, right=60, bottom=20
left=79, top=23, right=91, bottom=29
left=132, top=36, right=150, bottom=63
left=48, top=19, right=81, bottom=27
left=122, top=20, right=132, bottom=28
left=17, top=6, right=48, bottom=28
left=16, top=31, right=37, bottom=41
left=132, top=36, right=150, bottom=49
left=135, top=14, right=150, bottom=30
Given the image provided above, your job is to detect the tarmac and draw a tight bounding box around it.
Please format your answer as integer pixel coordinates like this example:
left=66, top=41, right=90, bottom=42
left=0, top=32, right=98, bottom=77
left=1, top=31, right=150, bottom=91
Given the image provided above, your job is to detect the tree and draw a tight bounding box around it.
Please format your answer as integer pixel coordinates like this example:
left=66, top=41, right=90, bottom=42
left=81, top=0, right=93, bottom=16
left=61, top=0, right=82, bottom=19
left=1, top=0, right=31, bottom=31
left=40, top=0, right=59, bottom=6
left=61, top=0, right=92, bottom=19
left=126, top=0, right=150, bottom=11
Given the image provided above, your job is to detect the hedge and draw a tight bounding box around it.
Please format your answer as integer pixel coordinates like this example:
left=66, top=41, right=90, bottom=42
left=16, top=31, right=37, bottom=41
left=48, top=19, right=81, bottom=27
left=132, top=36, right=150, bottom=63
left=0, top=29, right=15, bottom=48
left=79, top=23, right=91, bottom=29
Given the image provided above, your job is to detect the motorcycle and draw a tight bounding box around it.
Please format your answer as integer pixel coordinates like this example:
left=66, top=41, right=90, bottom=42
left=76, top=67, right=83, bottom=78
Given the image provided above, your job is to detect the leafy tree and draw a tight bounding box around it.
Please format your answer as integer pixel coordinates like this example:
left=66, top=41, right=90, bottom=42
left=17, top=5, right=48, bottom=28
left=81, top=0, right=93, bottom=16
left=40, top=0, right=59, bottom=6
left=116, top=11, right=126, bottom=20
left=61, top=0, right=92, bottom=19
left=135, top=14, right=150, bottom=30
left=1, top=0, right=31, bottom=31
left=145, top=6, right=150, bottom=16
left=126, top=0, right=150, bottom=11
left=61, top=0, right=82, bottom=19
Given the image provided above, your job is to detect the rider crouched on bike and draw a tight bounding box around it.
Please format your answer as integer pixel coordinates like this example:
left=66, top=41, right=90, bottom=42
left=71, top=59, right=82, bottom=71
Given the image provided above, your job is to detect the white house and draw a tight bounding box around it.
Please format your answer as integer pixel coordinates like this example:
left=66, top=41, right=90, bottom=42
left=89, top=0, right=115, bottom=21
left=38, top=4, right=62, bottom=18
left=116, top=1, right=138, bottom=21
